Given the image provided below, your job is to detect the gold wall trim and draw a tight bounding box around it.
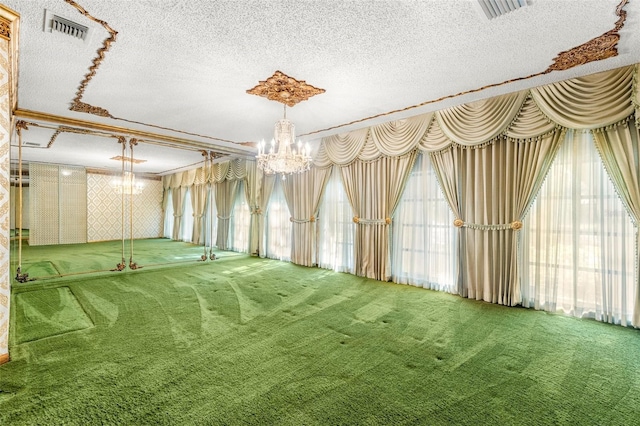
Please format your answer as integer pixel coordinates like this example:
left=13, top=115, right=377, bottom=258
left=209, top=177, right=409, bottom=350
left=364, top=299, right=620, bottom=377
left=14, top=109, right=253, bottom=157
left=64, top=0, right=116, bottom=118
left=300, top=0, right=629, bottom=138
left=0, top=17, right=11, bottom=40
left=246, top=70, right=325, bottom=107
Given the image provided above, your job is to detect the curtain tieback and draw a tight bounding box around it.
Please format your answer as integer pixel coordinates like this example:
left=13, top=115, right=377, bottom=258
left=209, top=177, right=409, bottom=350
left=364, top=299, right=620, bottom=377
left=250, top=206, right=263, bottom=215
left=193, top=213, right=203, bottom=218
left=290, top=215, right=316, bottom=223
left=353, top=216, right=391, bottom=225
left=217, top=215, right=231, bottom=220
left=453, top=219, right=522, bottom=231
left=173, top=213, right=182, bottom=218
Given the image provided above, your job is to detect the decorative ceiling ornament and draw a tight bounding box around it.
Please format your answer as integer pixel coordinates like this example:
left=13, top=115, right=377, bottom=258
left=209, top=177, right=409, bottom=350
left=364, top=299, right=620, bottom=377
left=251, top=71, right=322, bottom=177
left=246, top=70, right=325, bottom=107
left=544, top=0, right=628, bottom=73
left=256, top=105, right=312, bottom=178
left=64, top=0, right=118, bottom=118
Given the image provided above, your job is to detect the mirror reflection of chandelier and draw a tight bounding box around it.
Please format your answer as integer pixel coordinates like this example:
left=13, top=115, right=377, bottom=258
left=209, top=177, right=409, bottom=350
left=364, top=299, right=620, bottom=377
left=256, top=105, right=312, bottom=177
left=111, top=171, right=144, bottom=195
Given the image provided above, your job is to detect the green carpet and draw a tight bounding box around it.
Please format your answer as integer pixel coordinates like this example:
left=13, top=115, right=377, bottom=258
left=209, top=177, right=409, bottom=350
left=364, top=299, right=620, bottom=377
left=14, top=287, right=93, bottom=344
left=2, top=254, right=640, bottom=425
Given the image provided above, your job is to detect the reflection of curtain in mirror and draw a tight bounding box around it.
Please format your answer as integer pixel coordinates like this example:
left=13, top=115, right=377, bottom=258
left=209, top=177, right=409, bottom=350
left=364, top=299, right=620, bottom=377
left=163, top=190, right=173, bottom=238
left=203, top=184, right=217, bottom=248
left=230, top=181, right=250, bottom=253
left=265, top=178, right=291, bottom=261
left=180, top=188, right=194, bottom=242
left=317, top=166, right=354, bottom=273
left=521, top=131, right=635, bottom=326
left=391, top=153, right=457, bottom=292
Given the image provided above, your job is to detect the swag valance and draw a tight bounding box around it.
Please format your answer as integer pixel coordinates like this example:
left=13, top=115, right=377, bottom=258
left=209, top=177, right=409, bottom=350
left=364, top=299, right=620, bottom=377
left=315, top=63, right=639, bottom=165
left=162, top=158, right=248, bottom=189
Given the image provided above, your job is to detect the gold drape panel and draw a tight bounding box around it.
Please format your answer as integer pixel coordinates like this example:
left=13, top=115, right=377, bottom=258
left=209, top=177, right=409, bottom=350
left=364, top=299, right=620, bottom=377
left=430, top=131, right=563, bottom=305
left=283, top=167, right=331, bottom=266
left=215, top=179, right=239, bottom=250
left=436, top=92, right=528, bottom=145
left=244, top=161, right=276, bottom=256
left=171, top=186, right=186, bottom=240
left=190, top=183, right=208, bottom=244
left=341, top=152, right=416, bottom=280
left=592, top=119, right=640, bottom=326
left=531, top=66, right=634, bottom=129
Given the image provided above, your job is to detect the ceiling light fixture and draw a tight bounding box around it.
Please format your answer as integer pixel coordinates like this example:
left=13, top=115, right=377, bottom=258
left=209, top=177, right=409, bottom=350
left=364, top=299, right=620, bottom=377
left=256, top=104, right=311, bottom=178
left=247, top=71, right=325, bottom=178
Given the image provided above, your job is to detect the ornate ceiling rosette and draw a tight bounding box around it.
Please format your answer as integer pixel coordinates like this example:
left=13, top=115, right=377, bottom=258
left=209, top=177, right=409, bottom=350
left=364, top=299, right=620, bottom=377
left=246, top=70, right=325, bottom=107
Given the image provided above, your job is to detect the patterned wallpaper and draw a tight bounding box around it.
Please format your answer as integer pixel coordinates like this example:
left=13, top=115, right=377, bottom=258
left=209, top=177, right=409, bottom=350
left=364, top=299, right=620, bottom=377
left=0, top=32, right=10, bottom=358
left=87, top=173, right=163, bottom=242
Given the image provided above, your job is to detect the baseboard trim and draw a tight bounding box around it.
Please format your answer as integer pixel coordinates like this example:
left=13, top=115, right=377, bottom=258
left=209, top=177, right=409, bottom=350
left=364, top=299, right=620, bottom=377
left=0, top=353, right=9, bottom=365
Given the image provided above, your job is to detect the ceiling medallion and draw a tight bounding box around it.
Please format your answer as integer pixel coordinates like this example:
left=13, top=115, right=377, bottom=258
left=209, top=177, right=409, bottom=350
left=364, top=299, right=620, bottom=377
left=246, top=70, right=325, bottom=107
left=110, top=155, right=147, bottom=164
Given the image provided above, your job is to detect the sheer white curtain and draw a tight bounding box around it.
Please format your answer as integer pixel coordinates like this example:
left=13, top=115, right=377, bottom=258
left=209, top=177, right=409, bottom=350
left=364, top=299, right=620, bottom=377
left=230, top=181, right=250, bottom=253
left=164, top=190, right=173, bottom=238
left=203, top=184, right=217, bottom=248
left=264, top=178, right=291, bottom=261
left=318, top=166, right=354, bottom=273
left=180, top=188, right=194, bottom=242
left=521, top=130, right=636, bottom=326
left=391, top=153, right=458, bottom=292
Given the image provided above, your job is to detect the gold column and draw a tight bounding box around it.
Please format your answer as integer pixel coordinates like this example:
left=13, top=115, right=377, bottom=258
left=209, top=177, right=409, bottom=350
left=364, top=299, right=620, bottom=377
left=0, top=4, right=19, bottom=366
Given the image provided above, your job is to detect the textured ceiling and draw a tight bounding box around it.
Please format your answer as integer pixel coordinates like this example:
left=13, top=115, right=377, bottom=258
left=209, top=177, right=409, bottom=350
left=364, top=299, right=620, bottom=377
left=5, top=0, right=640, bottom=175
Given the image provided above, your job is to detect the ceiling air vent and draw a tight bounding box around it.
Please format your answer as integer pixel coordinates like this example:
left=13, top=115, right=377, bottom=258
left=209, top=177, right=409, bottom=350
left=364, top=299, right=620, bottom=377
left=43, top=9, right=90, bottom=41
left=24, top=142, right=41, bottom=147
left=476, top=0, right=528, bottom=20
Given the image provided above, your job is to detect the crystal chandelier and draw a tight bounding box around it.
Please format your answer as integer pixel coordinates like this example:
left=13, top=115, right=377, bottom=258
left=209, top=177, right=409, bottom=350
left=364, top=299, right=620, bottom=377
left=256, top=105, right=312, bottom=177
left=111, top=171, right=144, bottom=195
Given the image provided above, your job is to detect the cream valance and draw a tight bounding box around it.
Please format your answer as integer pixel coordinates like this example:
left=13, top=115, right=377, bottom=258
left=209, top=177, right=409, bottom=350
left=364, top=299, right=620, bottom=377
left=316, top=64, right=637, bottom=164
left=163, top=158, right=249, bottom=189
left=436, top=92, right=528, bottom=145
left=531, top=65, right=634, bottom=129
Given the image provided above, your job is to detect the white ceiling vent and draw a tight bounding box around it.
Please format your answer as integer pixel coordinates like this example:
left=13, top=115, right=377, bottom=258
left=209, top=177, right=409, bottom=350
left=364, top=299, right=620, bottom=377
left=43, top=9, right=91, bottom=42
left=476, top=0, right=529, bottom=20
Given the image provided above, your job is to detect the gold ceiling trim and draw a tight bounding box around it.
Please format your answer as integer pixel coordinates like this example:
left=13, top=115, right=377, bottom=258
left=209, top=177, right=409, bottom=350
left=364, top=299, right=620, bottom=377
left=246, top=70, right=325, bottom=107
left=300, top=0, right=629, bottom=138
left=544, top=0, right=627, bottom=72
left=110, top=155, right=146, bottom=164
left=14, top=109, right=252, bottom=158
left=64, top=0, right=116, bottom=118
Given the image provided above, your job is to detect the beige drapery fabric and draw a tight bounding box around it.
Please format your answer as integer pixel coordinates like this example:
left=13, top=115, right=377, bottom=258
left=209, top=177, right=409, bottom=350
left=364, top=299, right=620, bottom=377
left=215, top=179, right=239, bottom=250
left=190, top=183, right=208, bottom=244
left=531, top=65, right=634, bottom=129
left=340, top=152, right=417, bottom=280
left=430, top=131, right=563, bottom=304
left=436, top=92, right=528, bottom=145
left=634, top=64, right=640, bottom=129
left=282, top=167, right=331, bottom=266
left=171, top=186, right=187, bottom=240
left=244, top=161, right=276, bottom=256
left=592, top=118, right=640, bottom=326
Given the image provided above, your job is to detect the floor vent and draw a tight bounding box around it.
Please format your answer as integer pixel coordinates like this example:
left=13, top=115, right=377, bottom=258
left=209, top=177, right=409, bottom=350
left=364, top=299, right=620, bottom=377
left=43, top=9, right=90, bottom=41
left=477, top=0, right=528, bottom=20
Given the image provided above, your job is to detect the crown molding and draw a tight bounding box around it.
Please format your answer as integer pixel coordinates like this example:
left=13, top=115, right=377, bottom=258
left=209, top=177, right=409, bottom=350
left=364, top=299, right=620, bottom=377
left=13, top=109, right=254, bottom=158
